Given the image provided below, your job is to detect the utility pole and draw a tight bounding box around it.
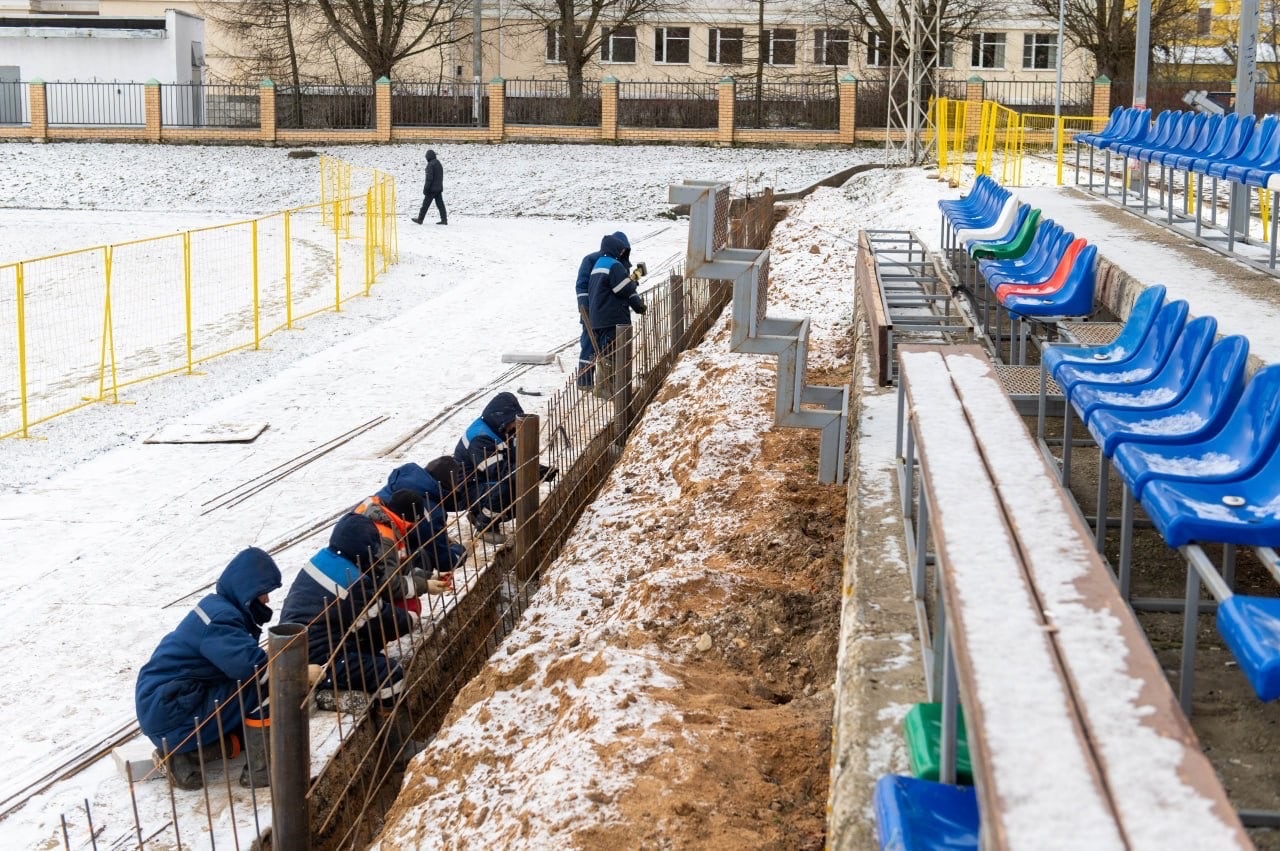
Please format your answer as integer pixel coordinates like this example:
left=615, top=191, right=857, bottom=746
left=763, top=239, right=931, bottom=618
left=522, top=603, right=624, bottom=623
left=473, top=0, right=483, bottom=125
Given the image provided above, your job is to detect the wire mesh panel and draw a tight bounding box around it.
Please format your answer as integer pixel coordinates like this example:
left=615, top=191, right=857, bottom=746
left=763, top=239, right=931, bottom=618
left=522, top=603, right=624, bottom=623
left=0, top=263, right=20, bottom=436
left=186, top=222, right=260, bottom=364
left=712, top=187, right=730, bottom=255
left=275, top=85, right=375, bottom=130
left=45, top=82, right=146, bottom=126
left=504, top=79, right=601, bottom=127
left=734, top=81, right=837, bottom=130
left=391, top=81, right=488, bottom=127
left=106, top=233, right=193, bottom=388
left=6, top=249, right=111, bottom=433
left=618, top=81, right=718, bottom=128
left=0, top=80, right=29, bottom=126
left=161, top=83, right=260, bottom=128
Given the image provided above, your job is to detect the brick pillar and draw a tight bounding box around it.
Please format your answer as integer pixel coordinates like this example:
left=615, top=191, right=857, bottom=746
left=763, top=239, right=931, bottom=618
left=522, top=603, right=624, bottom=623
left=965, top=75, right=984, bottom=139
left=717, top=76, right=735, bottom=146
left=259, top=79, right=277, bottom=144
left=376, top=76, right=392, bottom=141
left=601, top=75, right=619, bottom=140
left=488, top=77, right=505, bottom=142
left=1092, top=75, right=1111, bottom=124
left=29, top=79, right=47, bottom=141
left=839, top=73, right=857, bottom=143
left=144, top=79, right=161, bottom=142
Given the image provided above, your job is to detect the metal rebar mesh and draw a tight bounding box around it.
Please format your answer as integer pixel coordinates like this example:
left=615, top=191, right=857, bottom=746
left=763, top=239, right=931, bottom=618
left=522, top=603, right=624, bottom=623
left=91, top=187, right=768, bottom=851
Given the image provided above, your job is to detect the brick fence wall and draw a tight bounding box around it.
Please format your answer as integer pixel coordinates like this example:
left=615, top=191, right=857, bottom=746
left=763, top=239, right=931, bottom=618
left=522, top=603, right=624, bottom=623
left=3, top=74, right=1097, bottom=148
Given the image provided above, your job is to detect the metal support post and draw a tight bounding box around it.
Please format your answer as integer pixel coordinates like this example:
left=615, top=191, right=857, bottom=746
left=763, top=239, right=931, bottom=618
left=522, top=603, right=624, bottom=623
left=269, top=623, right=310, bottom=851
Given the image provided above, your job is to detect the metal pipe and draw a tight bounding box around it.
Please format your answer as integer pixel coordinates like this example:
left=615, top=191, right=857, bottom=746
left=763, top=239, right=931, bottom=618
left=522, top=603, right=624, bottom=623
left=269, top=623, right=310, bottom=851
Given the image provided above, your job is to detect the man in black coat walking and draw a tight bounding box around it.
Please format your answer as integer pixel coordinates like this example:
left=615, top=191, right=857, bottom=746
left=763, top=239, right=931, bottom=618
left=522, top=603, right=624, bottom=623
left=412, top=149, right=447, bottom=225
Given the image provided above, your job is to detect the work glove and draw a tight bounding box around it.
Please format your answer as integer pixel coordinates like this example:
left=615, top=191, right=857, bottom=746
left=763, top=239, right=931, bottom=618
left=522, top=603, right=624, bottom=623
left=409, top=569, right=432, bottom=598
left=427, top=578, right=450, bottom=595
left=629, top=294, right=647, bottom=315
left=307, top=664, right=325, bottom=688
left=538, top=464, right=558, bottom=483
left=632, top=261, right=648, bottom=279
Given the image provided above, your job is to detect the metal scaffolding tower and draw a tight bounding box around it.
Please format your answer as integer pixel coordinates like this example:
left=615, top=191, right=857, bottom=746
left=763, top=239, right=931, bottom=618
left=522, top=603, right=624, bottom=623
left=885, top=0, right=944, bottom=165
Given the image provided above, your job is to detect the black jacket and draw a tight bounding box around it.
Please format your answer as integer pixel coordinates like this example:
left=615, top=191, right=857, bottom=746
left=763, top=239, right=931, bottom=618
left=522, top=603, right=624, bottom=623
left=424, top=151, right=443, bottom=194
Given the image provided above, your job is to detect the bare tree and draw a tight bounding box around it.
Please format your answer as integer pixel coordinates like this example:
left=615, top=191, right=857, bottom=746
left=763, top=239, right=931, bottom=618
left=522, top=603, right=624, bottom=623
left=202, top=0, right=312, bottom=87
left=817, top=0, right=984, bottom=73
left=511, top=0, right=686, bottom=98
left=312, top=0, right=472, bottom=82
left=1024, top=0, right=1194, bottom=81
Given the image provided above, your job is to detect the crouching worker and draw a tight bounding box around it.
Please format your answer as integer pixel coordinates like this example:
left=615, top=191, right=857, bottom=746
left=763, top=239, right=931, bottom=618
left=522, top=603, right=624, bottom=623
left=452, top=392, right=556, bottom=543
left=280, top=513, right=424, bottom=766
left=355, top=486, right=455, bottom=616
left=135, top=547, right=282, bottom=790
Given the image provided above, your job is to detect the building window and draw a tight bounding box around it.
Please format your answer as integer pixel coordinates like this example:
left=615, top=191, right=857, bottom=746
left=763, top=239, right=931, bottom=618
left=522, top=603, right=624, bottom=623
left=866, top=31, right=890, bottom=67
left=654, top=26, right=691, bottom=64
left=601, top=26, right=636, bottom=63
left=709, top=27, right=743, bottom=64
left=1197, top=6, right=1212, bottom=36
left=1022, top=33, right=1057, bottom=69
left=546, top=27, right=563, bottom=62
left=970, top=32, right=1006, bottom=69
left=938, top=40, right=954, bottom=68
left=765, top=29, right=796, bottom=65
left=814, top=28, right=850, bottom=65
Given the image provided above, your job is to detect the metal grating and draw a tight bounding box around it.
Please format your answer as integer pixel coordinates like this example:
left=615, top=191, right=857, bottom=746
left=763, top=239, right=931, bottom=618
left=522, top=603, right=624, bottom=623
left=994, top=364, right=1061, bottom=396
left=712, top=188, right=730, bottom=254
left=755, top=256, right=770, bottom=327
left=1060, top=321, right=1123, bottom=347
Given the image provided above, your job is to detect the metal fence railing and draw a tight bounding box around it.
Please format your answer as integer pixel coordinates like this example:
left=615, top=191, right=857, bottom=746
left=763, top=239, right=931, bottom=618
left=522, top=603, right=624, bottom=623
left=0, top=80, right=29, bottom=126
left=504, top=78, right=601, bottom=127
left=275, top=85, right=376, bottom=130
left=161, top=83, right=261, bottom=128
left=981, top=79, right=1094, bottom=115
left=40, top=184, right=774, bottom=851
left=0, top=157, right=398, bottom=439
left=391, top=81, right=488, bottom=127
left=618, top=81, right=718, bottom=128
left=735, top=81, right=837, bottom=130
left=45, top=81, right=146, bottom=126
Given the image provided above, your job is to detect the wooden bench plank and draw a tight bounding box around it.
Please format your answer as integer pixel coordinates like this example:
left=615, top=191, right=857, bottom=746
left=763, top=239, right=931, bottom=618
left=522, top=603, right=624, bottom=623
left=857, top=230, right=892, bottom=386
left=899, top=346, right=1125, bottom=850
left=942, top=347, right=1251, bottom=849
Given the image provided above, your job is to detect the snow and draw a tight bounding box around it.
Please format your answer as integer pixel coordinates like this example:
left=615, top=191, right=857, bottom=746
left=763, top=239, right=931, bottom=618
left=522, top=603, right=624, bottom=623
left=1132, top=449, right=1241, bottom=477
left=0, top=139, right=869, bottom=848
left=0, top=139, right=1273, bottom=847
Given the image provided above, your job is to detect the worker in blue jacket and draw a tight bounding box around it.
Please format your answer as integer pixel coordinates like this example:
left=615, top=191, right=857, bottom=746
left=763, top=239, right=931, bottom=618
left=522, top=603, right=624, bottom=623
left=373, top=462, right=467, bottom=575
left=279, top=513, right=424, bottom=764
left=575, top=231, right=630, bottom=388
left=587, top=232, right=646, bottom=396
left=135, top=547, right=281, bottom=790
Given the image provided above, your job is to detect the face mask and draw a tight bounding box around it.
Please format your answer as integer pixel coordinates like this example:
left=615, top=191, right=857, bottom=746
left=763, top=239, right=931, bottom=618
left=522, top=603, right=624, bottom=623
left=249, top=599, right=273, bottom=627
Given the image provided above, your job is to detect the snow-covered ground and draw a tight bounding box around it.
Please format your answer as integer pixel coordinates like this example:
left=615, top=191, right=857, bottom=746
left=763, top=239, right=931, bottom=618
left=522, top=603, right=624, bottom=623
left=0, top=141, right=874, bottom=847
left=3, top=138, right=1279, bottom=848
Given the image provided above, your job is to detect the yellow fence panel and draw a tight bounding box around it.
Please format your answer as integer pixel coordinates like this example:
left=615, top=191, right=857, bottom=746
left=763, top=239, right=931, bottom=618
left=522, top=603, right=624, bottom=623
left=0, top=158, right=398, bottom=439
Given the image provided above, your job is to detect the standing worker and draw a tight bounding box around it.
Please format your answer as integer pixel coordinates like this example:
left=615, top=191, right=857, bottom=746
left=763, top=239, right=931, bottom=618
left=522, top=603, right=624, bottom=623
left=587, top=233, right=647, bottom=397
left=412, top=149, right=447, bottom=226
left=575, top=232, right=630, bottom=389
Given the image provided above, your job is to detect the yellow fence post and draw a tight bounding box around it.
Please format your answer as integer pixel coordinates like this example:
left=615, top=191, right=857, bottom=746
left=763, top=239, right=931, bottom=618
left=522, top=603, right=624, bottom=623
left=365, top=186, right=374, bottom=295
left=333, top=199, right=342, bottom=311
left=284, top=209, right=294, bottom=329
left=15, top=262, right=29, bottom=438
left=98, top=245, right=119, bottom=404
left=252, top=219, right=261, bottom=349
left=936, top=98, right=949, bottom=171
left=183, top=231, right=193, bottom=373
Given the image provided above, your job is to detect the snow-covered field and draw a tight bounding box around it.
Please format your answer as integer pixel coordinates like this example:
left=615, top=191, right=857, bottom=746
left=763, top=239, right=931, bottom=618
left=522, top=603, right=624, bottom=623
left=0, top=141, right=874, bottom=847
left=2, top=138, right=1278, bottom=848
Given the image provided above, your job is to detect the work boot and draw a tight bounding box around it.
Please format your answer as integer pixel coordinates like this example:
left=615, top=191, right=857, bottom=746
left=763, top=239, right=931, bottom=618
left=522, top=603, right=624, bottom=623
left=411, top=216, right=423, bottom=225
left=469, top=508, right=505, bottom=545
left=238, top=718, right=271, bottom=789
left=154, top=748, right=205, bottom=791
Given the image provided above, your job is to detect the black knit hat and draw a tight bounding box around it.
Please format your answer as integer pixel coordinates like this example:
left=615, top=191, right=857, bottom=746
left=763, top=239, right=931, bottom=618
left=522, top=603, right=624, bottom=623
left=329, top=513, right=382, bottom=571
left=387, top=488, right=426, bottom=523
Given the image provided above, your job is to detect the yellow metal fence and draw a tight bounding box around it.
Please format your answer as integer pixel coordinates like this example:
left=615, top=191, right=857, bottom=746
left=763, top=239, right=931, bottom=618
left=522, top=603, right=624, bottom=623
left=0, top=157, right=398, bottom=439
